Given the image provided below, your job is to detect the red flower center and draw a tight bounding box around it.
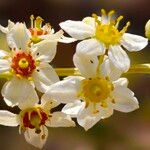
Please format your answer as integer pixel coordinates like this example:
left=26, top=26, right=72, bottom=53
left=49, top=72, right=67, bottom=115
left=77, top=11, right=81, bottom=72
left=21, top=107, right=48, bottom=133
left=11, top=51, right=36, bottom=77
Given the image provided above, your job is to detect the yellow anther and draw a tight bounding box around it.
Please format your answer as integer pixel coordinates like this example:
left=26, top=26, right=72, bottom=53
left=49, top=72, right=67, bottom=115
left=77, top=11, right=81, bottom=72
left=108, top=10, right=115, bottom=18
left=120, top=21, right=131, bottom=35
left=36, top=60, right=40, bottom=66
left=35, top=16, right=44, bottom=30
left=18, top=58, right=29, bottom=69
left=16, top=74, right=22, bottom=79
left=28, top=77, right=33, bottom=81
left=145, top=19, right=150, bottom=39
left=30, top=15, right=34, bottom=28
left=101, top=9, right=106, bottom=16
left=117, top=15, right=124, bottom=22
left=115, top=15, right=124, bottom=28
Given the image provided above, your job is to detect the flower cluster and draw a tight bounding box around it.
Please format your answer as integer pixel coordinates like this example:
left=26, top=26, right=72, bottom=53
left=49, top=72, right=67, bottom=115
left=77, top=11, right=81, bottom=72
left=0, top=10, right=148, bottom=148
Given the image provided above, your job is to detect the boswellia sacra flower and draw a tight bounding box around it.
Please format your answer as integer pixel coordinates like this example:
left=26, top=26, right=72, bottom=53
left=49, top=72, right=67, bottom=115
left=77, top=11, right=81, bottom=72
left=0, top=98, right=75, bottom=148
left=43, top=54, right=139, bottom=130
left=0, top=15, right=76, bottom=47
left=60, top=9, right=148, bottom=73
left=0, top=22, right=60, bottom=108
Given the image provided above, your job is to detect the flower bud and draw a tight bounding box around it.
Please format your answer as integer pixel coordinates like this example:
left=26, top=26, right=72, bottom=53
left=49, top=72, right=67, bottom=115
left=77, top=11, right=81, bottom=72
left=145, top=19, right=150, bottom=40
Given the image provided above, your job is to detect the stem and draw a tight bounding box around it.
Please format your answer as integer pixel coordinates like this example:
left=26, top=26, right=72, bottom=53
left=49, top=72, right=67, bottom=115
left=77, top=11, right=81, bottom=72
left=0, top=64, right=149, bottom=79
left=55, top=63, right=150, bottom=77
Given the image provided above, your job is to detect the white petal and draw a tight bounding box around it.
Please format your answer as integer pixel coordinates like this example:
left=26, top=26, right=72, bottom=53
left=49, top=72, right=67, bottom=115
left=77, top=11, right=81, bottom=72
left=32, top=40, right=57, bottom=62
left=113, top=78, right=128, bottom=87
left=0, top=110, right=19, bottom=126
left=7, top=20, right=15, bottom=30
left=58, top=35, right=77, bottom=43
left=101, top=57, right=122, bottom=81
left=32, top=63, right=59, bottom=93
left=0, top=59, right=10, bottom=73
left=62, top=101, right=85, bottom=117
left=24, top=126, right=48, bottom=149
left=77, top=104, right=113, bottom=131
left=0, top=20, right=14, bottom=33
left=41, top=98, right=60, bottom=110
left=8, top=23, right=30, bottom=50
left=108, top=45, right=130, bottom=72
left=43, top=76, right=83, bottom=103
left=121, top=33, right=148, bottom=52
left=73, top=53, right=98, bottom=78
left=0, top=25, right=8, bottom=33
left=112, top=86, right=139, bottom=112
left=76, top=39, right=105, bottom=57
left=1, top=77, right=39, bottom=109
left=47, top=112, right=75, bottom=127
left=82, top=17, right=95, bottom=28
left=59, top=20, right=95, bottom=40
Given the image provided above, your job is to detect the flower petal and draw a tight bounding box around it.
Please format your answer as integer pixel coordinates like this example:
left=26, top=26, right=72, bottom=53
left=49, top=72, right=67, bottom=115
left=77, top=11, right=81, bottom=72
left=0, top=59, right=10, bottom=73
left=0, top=110, right=19, bottom=126
left=32, top=63, right=59, bottom=93
left=62, top=101, right=85, bottom=118
left=101, top=57, right=122, bottom=81
left=58, top=35, right=77, bottom=43
left=121, top=33, right=148, bottom=52
left=59, top=20, right=95, bottom=40
left=76, top=39, right=105, bottom=57
left=8, top=23, right=30, bottom=50
left=73, top=53, right=98, bottom=78
left=47, top=112, right=75, bottom=127
left=112, top=86, right=139, bottom=112
left=43, top=76, right=83, bottom=103
left=82, top=17, right=96, bottom=28
left=1, top=77, right=39, bottom=109
left=113, top=78, right=128, bottom=87
left=31, top=40, right=57, bottom=62
left=108, top=45, right=130, bottom=72
left=41, top=98, right=60, bottom=110
left=24, top=126, right=48, bottom=149
left=77, top=104, right=113, bottom=131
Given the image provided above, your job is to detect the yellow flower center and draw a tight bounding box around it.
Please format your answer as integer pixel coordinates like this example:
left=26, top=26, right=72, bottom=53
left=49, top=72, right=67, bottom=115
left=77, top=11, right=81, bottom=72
left=93, top=9, right=130, bottom=47
left=95, top=24, right=121, bottom=46
left=18, top=58, right=29, bottom=69
left=78, top=77, right=114, bottom=107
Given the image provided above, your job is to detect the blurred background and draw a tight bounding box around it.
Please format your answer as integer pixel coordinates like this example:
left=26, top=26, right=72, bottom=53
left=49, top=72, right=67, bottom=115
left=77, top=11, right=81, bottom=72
left=0, top=0, right=150, bottom=149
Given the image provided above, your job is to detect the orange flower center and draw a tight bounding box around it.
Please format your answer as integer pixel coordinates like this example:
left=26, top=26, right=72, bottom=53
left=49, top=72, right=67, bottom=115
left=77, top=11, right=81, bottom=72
left=11, top=51, right=36, bottom=77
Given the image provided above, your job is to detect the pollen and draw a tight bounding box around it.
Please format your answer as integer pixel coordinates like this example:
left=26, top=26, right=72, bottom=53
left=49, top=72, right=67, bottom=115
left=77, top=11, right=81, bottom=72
left=78, top=77, right=113, bottom=105
left=92, top=9, right=130, bottom=47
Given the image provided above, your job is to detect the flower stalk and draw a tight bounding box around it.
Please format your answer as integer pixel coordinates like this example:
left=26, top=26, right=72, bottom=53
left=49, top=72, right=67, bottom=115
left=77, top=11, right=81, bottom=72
left=55, top=63, right=150, bottom=77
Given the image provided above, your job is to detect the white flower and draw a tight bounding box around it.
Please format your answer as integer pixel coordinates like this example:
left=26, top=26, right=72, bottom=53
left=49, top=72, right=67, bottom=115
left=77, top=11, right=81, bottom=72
left=0, top=15, right=76, bottom=47
left=0, top=98, right=75, bottom=148
left=60, top=9, right=148, bottom=72
left=0, top=23, right=60, bottom=108
left=43, top=54, right=139, bottom=131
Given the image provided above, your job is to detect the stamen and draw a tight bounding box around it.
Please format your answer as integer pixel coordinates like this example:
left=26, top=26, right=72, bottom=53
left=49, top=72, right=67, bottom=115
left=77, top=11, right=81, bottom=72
left=35, top=16, right=44, bottom=30
left=93, top=103, right=99, bottom=114
left=101, top=9, right=106, bottom=16
left=30, top=15, right=34, bottom=28
left=108, top=10, right=115, bottom=20
left=115, top=15, right=123, bottom=28
left=120, top=21, right=131, bottom=35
